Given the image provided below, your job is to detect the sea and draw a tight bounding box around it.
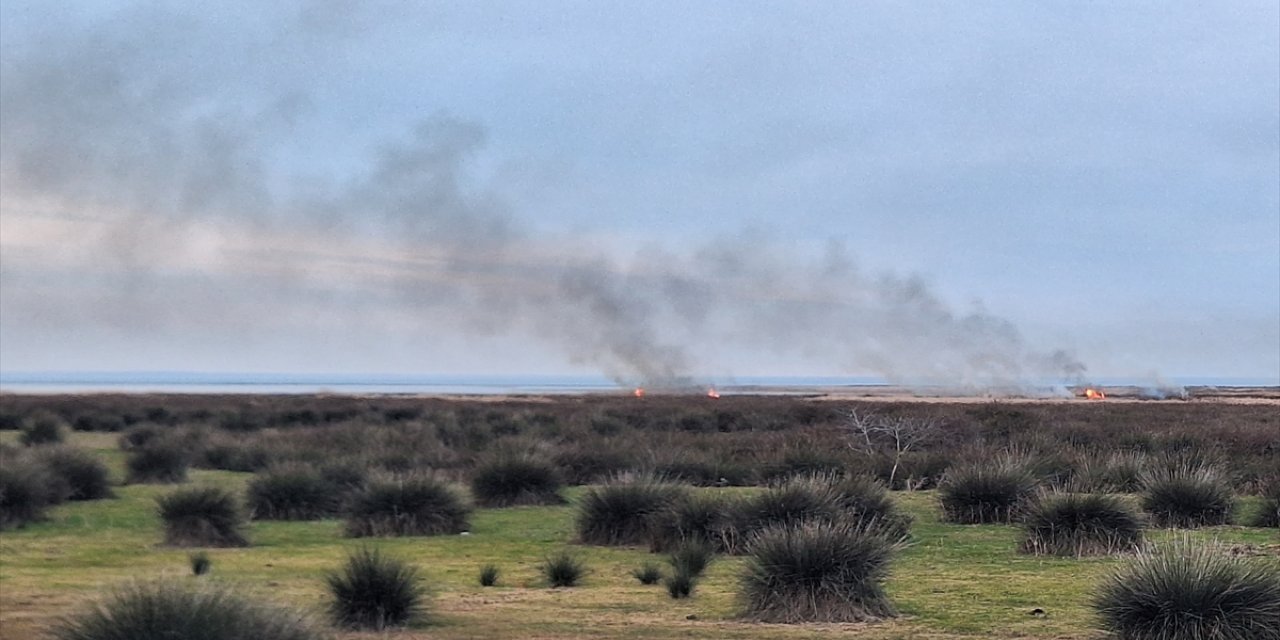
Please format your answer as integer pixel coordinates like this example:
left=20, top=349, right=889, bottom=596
left=0, top=372, right=1275, bottom=395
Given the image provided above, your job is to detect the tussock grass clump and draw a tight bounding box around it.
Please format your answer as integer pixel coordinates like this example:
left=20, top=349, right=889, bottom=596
left=189, top=552, right=212, bottom=576
left=938, top=460, right=1038, bottom=524
left=633, top=562, right=663, bottom=585
left=727, top=474, right=843, bottom=551
left=344, top=474, right=471, bottom=537
left=832, top=475, right=913, bottom=541
left=668, top=539, right=715, bottom=578
left=576, top=475, right=688, bottom=546
left=647, top=491, right=737, bottom=552
left=1019, top=492, right=1144, bottom=557
left=50, top=579, right=321, bottom=640
left=470, top=455, right=565, bottom=507
left=541, top=550, right=587, bottom=587
left=117, top=423, right=162, bottom=451
left=326, top=547, right=426, bottom=630
left=0, top=453, right=55, bottom=529
left=665, top=570, right=697, bottom=599
left=1072, top=451, right=1147, bottom=493
left=20, top=411, right=67, bottom=446
left=247, top=464, right=342, bottom=520
left=1093, top=541, right=1280, bottom=640
left=1140, top=464, right=1235, bottom=528
left=37, top=446, right=114, bottom=501
left=126, top=441, right=190, bottom=484
left=478, top=564, right=500, bottom=587
left=1251, top=479, right=1280, bottom=528
left=740, top=520, right=899, bottom=623
left=157, top=486, right=249, bottom=547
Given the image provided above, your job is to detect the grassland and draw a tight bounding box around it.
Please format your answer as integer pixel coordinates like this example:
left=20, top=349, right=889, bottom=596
left=1, top=393, right=1277, bottom=639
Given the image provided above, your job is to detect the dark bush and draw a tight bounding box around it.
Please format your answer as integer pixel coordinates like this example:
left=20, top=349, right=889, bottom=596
left=157, top=486, right=249, bottom=547
left=1140, top=464, right=1235, bottom=528
left=1019, top=492, right=1144, bottom=557
left=668, top=539, right=715, bottom=578
left=541, top=550, right=587, bottom=588
left=470, top=455, right=565, bottom=507
left=665, top=570, right=697, bottom=599
left=118, top=423, right=162, bottom=450
left=1071, top=451, right=1147, bottom=493
left=938, top=460, right=1038, bottom=524
left=832, top=475, right=913, bottom=542
left=247, top=464, right=342, bottom=520
left=479, top=564, right=500, bottom=587
left=740, top=520, right=899, bottom=623
left=344, top=475, right=471, bottom=537
left=554, top=446, right=635, bottom=485
left=20, top=411, right=67, bottom=446
left=762, top=446, right=847, bottom=482
left=1251, top=479, right=1280, bottom=528
left=647, top=491, right=738, bottom=552
left=1093, top=542, right=1280, bottom=640
left=36, top=446, right=114, bottom=501
left=50, top=579, right=322, bottom=640
left=326, top=547, right=426, bottom=630
left=576, top=475, right=688, bottom=546
left=728, top=475, right=843, bottom=550
left=190, top=552, right=212, bottom=576
left=126, top=441, right=191, bottom=484
left=0, top=453, right=54, bottom=529
left=633, top=562, right=663, bottom=585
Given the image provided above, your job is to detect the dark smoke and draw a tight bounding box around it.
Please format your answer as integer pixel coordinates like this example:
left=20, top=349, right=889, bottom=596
left=0, top=6, right=1087, bottom=390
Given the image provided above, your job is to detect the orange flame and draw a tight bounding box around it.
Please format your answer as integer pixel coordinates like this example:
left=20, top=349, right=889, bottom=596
left=633, top=388, right=645, bottom=398
left=1084, top=388, right=1105, bottom=400
left=706, top=388, right=721, bottom=399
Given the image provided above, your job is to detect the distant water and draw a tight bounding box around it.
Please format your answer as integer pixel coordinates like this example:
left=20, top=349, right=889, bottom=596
left=0, top=371, right=1275, bottom=395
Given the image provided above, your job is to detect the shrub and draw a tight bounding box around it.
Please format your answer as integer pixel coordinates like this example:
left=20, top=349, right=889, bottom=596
left=554, top=446, right=635, bottom=485
left=1019, top=492, right=1144, bottom=557
left=647, top=491, right=737, bottom=552
left=326, top=547, right=426, bottom=630
left=118, top=423, right=162, bottom=450
left=157, top=486, right=249, bottom=547
left=541, top=550, right=587, bottom=588
left=665, top=570, right=697, bottom=599
left=740, top=520, right=899, bottom=623
left=938, top=460, right=1038, bottom=524
left=762, top=446, right=847, bottom=481
left=470, top=455, right=565, bottom=507
left=20, top=411, right=67, bottom=446
left=1141, top=464, right=1235, bottom=528
left=479, top=564, right=500, bottom=587
left=668, top=539, right=715, bottom=578
left=1093, top=541, right=1280, bottom=640
left=633, top=563, right=663, bottom=585
left=50, top=580, right=322, bottom=640
left=832, top=475, right=913, bottom=541
left=728, top=475, right=843, bottom=550
left=247, top=464, right=342, bottom=520
left=576, top=475, right=688, bottom=546
left=1251, top=479, right=1280, bottom=528
left=190, top=552, right=212, bottom=576
left=0, top=454, right=54, bottom=529
left=1072, top=451, right=1147, bottom=493
left=344, top=474, right=471, bottom=537
left=126, top=441, right=190, bottom=484
left=36, top=446, right=114, bottom=501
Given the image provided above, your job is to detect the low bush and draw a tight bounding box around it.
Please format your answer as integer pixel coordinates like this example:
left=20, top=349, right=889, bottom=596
left=740, top=520, right=899, bottom=623
left=326, top=547, right=426, bottom=630
left=247, top=464, right=342, bottom=520
left=541, top=550, right=587, bottom=587
left=938, top=459, right=1038, bottom=524
left=1250, top=478, right=1280, bottom=528
left=1140, top=464, right=1235, bottom=528
left=761, top=446, right=848, bottom=482
left=665, top=570, right=697, bottom=599
left=157, top=486, right=249, bottom=547
left=49, top=579, right=322, bottom=640
left=0, top=453, right=55, bottom=529
left=190, top=552, right=212, bottom=576
left=728, top=474, right=843, bottom=551
left=646, top=491, right=737, bottom=552
left=1093, top=541, right=1280, bottom=639
left=126, top=441, right=190, bottom=484
left=344, top=475, right=471, bottom=537
left=554, top=446, right=635, bottom=485
left=20, top=411, right=67, bottom=446
left=633, top=562, right=663, bottom=585
left=576, top=475, right=688, bottom=546
left=470, top=455, right=565, bottom=507
left=36, top=446, right=114, bottom=501
left=668, top=539, right=715, bottom=578
left=1019, top=492, right=1144, bottom=557
left=118, top=423, right=162, bottom=451
left=1071, top=451, right=1147, bottom=493
left=478, top=564, right=500, bottom=587
left=832, top=475, right=913, bottom=541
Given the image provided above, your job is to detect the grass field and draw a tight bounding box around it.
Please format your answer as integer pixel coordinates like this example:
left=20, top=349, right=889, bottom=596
left=1, top=429, right=1275, bottom=640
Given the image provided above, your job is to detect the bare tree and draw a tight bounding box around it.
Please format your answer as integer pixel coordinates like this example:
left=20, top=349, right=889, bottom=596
left=846, top=409, right=943, bottom=490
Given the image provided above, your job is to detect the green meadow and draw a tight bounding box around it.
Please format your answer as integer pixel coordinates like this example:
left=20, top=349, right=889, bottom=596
left=1, top=429, right=1275, bottom=640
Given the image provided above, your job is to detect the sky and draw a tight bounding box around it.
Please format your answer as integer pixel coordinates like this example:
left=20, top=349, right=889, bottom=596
left=1, top=1, right=1277, bottom=386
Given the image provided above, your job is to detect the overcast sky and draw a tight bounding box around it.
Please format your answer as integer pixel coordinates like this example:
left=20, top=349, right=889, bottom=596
left=1, top=1, right=1277, bottom=385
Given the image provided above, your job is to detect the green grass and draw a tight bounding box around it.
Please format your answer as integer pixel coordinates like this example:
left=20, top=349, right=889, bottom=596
left=1, top=430, right=1276, bottom=639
